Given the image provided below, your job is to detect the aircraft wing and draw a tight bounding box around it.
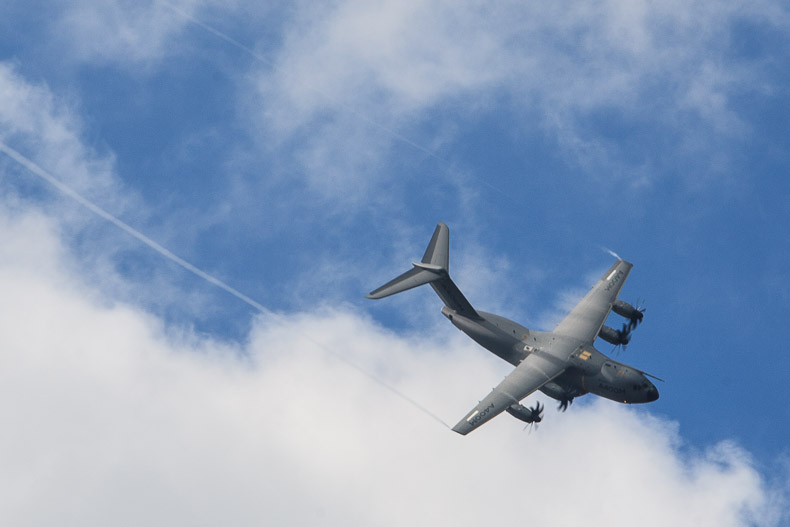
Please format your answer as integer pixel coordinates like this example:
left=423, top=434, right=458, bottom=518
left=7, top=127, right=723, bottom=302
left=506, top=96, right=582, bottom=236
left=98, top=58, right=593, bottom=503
left=553, top=259, right=633, bottom=343
left=452, top=351, right=566, bottom=435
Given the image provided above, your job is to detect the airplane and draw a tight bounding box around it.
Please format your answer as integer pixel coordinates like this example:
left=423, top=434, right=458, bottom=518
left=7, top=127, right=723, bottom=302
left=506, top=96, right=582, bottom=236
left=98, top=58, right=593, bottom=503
left=366, top=222, right=659, bottom=435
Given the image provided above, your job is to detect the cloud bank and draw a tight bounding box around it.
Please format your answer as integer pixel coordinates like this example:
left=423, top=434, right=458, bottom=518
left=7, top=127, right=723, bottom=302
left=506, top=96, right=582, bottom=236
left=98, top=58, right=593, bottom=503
left=2, top=4, right=789, bottom=525
left=0, top=205, right=784, bottom=527
left=253, top=0, right=789, bottom=181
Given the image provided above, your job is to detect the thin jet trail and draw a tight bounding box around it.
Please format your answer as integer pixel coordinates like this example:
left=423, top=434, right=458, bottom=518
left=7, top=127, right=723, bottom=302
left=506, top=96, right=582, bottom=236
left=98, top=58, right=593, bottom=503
left=0, top=141, right=451, bottom=429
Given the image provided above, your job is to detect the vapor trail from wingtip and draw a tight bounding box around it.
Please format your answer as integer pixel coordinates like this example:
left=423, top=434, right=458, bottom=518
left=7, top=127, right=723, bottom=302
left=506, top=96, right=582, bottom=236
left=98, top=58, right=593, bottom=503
left=601, top=246, right=621, bottom=260
left=0, top=140, right=451, bottom=430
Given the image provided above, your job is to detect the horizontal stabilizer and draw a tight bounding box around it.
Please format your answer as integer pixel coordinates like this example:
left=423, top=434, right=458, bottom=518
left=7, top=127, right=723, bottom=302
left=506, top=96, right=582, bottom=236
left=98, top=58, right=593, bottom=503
left=366, top=266, right=443, bottom=299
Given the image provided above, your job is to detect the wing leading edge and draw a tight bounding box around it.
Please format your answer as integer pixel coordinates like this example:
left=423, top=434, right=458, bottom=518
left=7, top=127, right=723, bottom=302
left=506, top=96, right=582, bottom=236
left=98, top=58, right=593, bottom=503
left=452, top=351, right=566, bottom=435
left=553, top=259, right=633, bottom=343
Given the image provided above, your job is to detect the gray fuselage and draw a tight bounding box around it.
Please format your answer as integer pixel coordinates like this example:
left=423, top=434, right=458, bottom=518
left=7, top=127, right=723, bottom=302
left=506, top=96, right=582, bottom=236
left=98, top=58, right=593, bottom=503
left=442, top=307, right=659, bottom=405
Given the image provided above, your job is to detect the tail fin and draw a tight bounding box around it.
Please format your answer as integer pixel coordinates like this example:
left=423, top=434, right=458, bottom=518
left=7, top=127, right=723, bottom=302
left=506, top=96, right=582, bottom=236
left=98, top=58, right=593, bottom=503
left=420, top=221, right=449, bottom=270
left=366, top=222, right=479, bottom=319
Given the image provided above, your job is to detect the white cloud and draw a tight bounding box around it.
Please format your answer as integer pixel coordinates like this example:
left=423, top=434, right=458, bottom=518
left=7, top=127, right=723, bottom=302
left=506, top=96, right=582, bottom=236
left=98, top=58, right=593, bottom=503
left=0, top=204, right=785, bottom=527
left=53, top=0, right=205, bottom=66
left=250, top=0, right=789, bottom=191
left=0, top=62, right=153, bottom=307
left=0, top=15, right=787, bottom=522
left=256, top=0, right=506, bottom=128
left=0, top=62, right=129, bottom=216
left=32, top=0, right=789, bottom=208
left=0, top=62, right=237, bottom=324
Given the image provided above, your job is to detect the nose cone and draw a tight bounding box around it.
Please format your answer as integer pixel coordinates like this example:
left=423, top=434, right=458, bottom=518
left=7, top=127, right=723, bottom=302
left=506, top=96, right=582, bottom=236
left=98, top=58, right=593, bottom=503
left=646, top=385, right=659, bottom=402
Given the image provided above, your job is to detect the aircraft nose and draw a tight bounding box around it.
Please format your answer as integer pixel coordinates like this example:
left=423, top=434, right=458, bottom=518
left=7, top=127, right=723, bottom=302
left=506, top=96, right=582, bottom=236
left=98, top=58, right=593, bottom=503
left=646, top=386, right=659, bottom=402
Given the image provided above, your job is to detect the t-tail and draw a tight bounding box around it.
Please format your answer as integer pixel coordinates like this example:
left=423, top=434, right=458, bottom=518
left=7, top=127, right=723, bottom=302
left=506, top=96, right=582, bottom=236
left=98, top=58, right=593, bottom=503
left=366, top=222, right=480, bottom=319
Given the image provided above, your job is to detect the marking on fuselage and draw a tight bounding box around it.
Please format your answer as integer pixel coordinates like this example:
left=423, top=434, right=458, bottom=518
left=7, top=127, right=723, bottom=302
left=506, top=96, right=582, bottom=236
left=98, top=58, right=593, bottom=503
left=579, top=351, right=592, bottom=361
left=598, top=382, right=626, bottom=395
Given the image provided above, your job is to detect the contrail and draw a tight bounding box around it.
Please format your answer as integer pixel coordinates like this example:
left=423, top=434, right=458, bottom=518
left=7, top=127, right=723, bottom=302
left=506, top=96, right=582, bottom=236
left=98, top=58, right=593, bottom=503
left=0, top=141, right=451, bottom=429
left=159, top=0, right=273, bottom=66
left=0, top=141, right=268, bottom=313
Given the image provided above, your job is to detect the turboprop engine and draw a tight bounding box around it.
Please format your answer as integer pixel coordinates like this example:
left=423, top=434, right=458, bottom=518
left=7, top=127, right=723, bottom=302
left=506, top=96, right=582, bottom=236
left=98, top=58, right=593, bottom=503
left=506, top=401, right=544, bottom=424
left=598, top=324, right=631, bottom=346
left=611, top=299, right=645, bottom=330
left=599, top=300, right=645, bottom=347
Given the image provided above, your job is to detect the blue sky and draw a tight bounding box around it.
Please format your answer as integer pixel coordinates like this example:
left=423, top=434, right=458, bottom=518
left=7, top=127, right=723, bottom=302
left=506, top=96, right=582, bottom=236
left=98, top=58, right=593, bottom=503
left=1, top=1, right=789, bottom=525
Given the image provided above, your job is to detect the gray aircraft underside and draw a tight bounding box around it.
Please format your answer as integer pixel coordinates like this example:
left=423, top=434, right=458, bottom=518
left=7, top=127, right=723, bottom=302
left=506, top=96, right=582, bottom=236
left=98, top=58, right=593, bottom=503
left=367, top=222, right=659, bottom=435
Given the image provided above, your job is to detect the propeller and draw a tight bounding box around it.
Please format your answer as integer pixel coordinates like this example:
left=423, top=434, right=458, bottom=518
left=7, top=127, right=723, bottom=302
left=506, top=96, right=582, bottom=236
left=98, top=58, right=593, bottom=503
left=626, top=298, right=646, bottom=331
left=558, top=397, right=573, bottom=412
left=620, top=322, right=632, bottom=343
left=522, top=401, right=544, bottom=433
left=610, top=324, right=630, bottom=356
left=613, top=311, right=643, bottom=354
left=531, top=401, right=544, bottom=422
left=524, top=421, right=539, bottom=434
left=613, top=300, right=645, bottom=355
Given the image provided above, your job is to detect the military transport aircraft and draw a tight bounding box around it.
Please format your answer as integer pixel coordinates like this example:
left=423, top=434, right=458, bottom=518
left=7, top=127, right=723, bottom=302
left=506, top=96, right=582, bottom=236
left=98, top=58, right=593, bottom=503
left=367, top=222, right=659, bottom=435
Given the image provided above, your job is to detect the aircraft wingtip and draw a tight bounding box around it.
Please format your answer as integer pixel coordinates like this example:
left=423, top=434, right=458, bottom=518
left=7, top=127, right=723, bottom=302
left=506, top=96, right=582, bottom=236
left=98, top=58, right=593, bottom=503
left=451, top=423, right=471, bottom=436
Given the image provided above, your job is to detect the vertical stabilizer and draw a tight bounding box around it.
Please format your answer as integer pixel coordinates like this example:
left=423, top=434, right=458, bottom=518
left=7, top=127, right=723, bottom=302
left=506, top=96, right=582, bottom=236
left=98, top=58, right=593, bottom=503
left=421, top=222, right=449, bottom=270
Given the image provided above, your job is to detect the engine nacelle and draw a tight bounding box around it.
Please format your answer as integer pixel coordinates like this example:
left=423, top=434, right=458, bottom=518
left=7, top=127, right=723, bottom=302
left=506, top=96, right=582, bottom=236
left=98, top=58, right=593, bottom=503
left=612, top=299, right=644, bottom=324
left=506, top=402, right=543, bottom=424
left=598, top=324, right=631, bottom=346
